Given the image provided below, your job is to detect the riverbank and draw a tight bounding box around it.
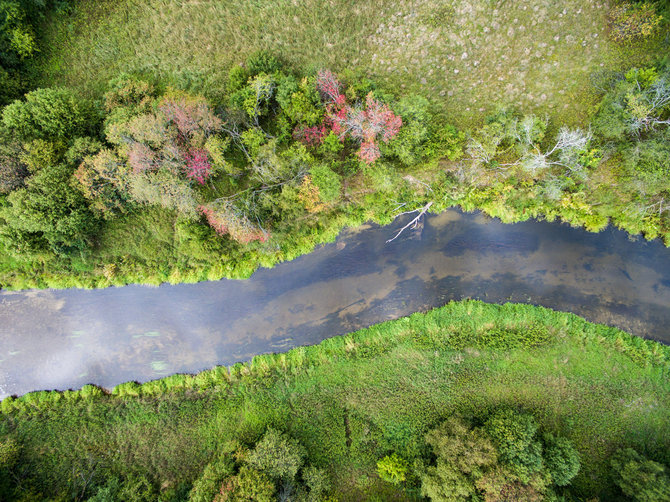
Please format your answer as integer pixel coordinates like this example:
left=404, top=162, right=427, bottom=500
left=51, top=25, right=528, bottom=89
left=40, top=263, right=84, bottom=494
left=3, top=208, right=670, bottom=398
left=1, top=300, right=669, bottom=500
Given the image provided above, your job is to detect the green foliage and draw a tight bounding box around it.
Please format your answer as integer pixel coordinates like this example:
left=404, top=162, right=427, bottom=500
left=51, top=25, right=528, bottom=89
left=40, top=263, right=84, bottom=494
left=610, top=448, right=670, bottom=502
left=2, top=87, right=93, bottom=141
left=188, top=454, right=235, bottom=502
left=246, top=428, right=307, bottom=481
left=245, top=49, right=283, bottom=77
left=484, top=410, right=543, bottom=482
left=0, top=437, right=19, bottom=470
left=235, top=465, right=276, bottom=502
left=302, top=465, right=331, bottom=501
left=276, top=74, right=323, bottom=126
left=608, top=2, right=663, bottom=44
left=309, top=163, right=341, bottom=203
left=543, top=434, right=580, bottom=487
left=377, top=453, right=409, bottom=485
left=20, top=138, right=62, bottom=172
left=420, top=417, right=499, bottom=501
left=228, top=64, right=249, bottom=93
left=2, top=163, right=98, bottom=253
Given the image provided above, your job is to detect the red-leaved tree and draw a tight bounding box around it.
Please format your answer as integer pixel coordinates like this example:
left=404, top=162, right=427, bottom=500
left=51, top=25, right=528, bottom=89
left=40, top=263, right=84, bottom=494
left=184, top=149, right=212, bottom=184
left=298, top=70, right=402, bottom=163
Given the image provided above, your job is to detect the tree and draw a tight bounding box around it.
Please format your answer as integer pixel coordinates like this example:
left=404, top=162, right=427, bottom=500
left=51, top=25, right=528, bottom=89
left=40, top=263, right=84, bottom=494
left=542, top=434, right=580, bottom=486
left=231, top=465, right=275, bottom=502
left=302, top=466, right=331, bottom=502
left=420, top=417, right=499, bottom=501
left=75, top=148, right=129, bottom=217
left=2, top=87, right=93, bottom=141
left=611, top=448, right=670, bottom=502
left=246, top=428, right=306, bottom=481
left=308, top=70, right=402, bottom=163
left=2, top=163, right=98, bottom=253
left=484, top=410, right=544, bottom=482
left=188, top=454, right=235, bottom=502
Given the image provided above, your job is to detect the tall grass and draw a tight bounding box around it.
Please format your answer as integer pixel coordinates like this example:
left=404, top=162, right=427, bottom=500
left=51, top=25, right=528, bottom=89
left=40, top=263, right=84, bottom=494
left=32, top=0, right=661, bottom=127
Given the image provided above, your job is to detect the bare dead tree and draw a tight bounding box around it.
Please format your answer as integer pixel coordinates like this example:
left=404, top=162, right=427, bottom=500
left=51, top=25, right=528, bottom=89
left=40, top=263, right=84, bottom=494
left=386, top=201, right=433, bottom=243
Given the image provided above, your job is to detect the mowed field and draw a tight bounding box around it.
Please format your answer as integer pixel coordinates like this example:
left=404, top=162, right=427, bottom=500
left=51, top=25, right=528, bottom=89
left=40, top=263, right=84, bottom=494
left=34, top=0, right=657, bottom=126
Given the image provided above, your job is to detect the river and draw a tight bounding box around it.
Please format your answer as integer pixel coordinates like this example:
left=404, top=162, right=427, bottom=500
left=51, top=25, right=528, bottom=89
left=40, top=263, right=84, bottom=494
left=1, top=208, right=669, bottom=398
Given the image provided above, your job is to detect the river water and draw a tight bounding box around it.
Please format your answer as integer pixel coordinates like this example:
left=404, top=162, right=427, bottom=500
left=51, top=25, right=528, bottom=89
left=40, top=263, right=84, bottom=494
left=1, top=208, right=669, bottom=398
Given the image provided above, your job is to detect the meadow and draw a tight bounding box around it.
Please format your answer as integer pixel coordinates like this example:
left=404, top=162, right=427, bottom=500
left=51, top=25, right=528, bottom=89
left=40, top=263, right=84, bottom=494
left=33, top=0, right=659, bottom=126
left=1, top=301, right=669, bottom=500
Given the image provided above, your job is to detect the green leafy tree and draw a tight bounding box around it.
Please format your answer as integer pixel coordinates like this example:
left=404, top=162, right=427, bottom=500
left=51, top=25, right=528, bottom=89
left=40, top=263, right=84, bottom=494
left=611, top=448, right=670, bottom=502
left=233, top=465, right=275, bottom=502
left=2, top=163, right=98, bottom=253
left=302, top=465, right=331, bottom=502
left=484, top=410, right=543, bottom=482
left=542, top=434, right=580, bottom=486
left=188, top=454, right=235, bottom=502
left=246, top=428, right=306, bottom=481
left=2, top=87, right=94, bottom=141
left=420, top=417, right=499, bottom=501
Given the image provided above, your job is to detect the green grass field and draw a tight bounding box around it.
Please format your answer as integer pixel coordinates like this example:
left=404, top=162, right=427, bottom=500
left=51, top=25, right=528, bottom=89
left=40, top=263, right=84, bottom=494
left=33, top=0, right=658, bottom=126
left=2, top=301, right=669, bottom=500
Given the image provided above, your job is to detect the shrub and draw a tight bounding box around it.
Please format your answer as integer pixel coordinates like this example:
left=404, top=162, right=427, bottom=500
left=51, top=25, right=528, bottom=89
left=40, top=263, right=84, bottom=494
left=199, top=200, right=268, bottom=244
left=608, top=2, right=662, bottom=44
left=309, top=163, right=341, bottom=203
left=245, top=49, right=283, bottom=76
left=377, top=453, right=409, bottom=485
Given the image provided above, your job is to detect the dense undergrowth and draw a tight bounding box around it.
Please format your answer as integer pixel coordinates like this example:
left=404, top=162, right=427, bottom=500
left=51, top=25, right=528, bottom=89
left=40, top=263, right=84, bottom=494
left=0, top=0, right=668, bottom=290
left=1, top=301, right=669, bottom=500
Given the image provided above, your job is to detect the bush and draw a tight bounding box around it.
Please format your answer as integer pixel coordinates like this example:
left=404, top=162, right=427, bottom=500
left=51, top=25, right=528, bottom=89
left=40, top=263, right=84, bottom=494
left=608, top=2, right=662, bottom=44
left=309, top=163, right=341, bottom=203
left=377, top=453, right=409, bottom=485
left=245, top=49, right=283, bottom=76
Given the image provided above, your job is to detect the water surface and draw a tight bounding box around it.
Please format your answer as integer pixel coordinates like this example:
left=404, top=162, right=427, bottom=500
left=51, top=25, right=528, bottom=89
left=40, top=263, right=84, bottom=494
left=1, top=209, right=669, bottom=398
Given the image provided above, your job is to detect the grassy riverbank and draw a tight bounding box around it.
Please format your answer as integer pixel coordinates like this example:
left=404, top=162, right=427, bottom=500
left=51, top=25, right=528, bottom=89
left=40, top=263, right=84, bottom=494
left=1, top=301, right=669, bottom=500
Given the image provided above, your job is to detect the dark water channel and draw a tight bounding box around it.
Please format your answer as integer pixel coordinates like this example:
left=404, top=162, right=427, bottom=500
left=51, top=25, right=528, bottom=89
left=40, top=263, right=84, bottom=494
left=1, top=208, right=670, bottom=398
